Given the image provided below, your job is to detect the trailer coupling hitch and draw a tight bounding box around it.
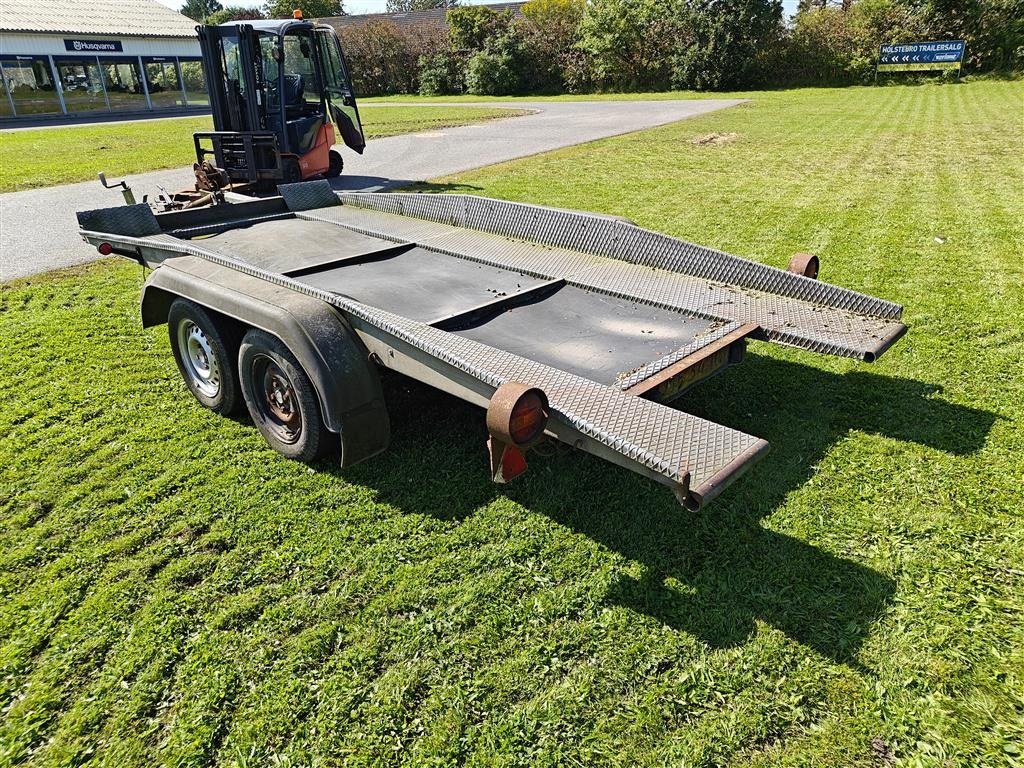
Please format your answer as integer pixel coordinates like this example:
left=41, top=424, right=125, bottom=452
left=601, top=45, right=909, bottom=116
left=97, top=172, right=136, bottom=206
left=486, top=382, right=550, bottom=483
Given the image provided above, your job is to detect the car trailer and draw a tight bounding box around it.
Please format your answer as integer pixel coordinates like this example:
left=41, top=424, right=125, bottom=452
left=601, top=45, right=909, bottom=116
left=77, top=181, right=907, bottom=510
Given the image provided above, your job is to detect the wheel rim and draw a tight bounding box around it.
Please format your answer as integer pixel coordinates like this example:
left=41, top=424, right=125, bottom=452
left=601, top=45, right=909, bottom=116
left=252, top=355, right=302, bottom=444
left=177, top=320, right=221, bottom=398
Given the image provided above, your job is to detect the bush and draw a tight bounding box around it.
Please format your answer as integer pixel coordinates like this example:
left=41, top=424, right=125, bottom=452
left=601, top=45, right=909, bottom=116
left=577, top=0, right=683, bottom=91
left=448, top=5, right=516, bottom=50
left=333, top=0, right=1022, bottom=97
left=924, top=0, right=1024, bottom=71
left=335, top=19, right=446, bottom=96
left=672, top=0, right=783, bottom=91
left=465, top=50, right=519, bottom=94
left=517, top=0, right=586, bottom=92
left=418, top=51, right=466, bottom=95
left=770, top=0, right=931, bottom=86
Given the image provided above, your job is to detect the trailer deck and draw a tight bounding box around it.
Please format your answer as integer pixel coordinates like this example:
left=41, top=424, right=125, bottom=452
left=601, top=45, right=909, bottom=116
left=78, top=182, right=906, bottom=509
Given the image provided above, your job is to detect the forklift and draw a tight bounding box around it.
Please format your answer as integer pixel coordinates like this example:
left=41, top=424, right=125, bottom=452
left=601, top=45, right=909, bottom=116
left=166, top=12, right=366, bottom=207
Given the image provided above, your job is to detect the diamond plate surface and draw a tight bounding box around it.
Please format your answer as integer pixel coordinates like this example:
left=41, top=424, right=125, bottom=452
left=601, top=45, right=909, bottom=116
left=278, top=180, right=340, bottom=212
left=615, top=321, right=744, bottom=391
left=300, top=200, right=904, bottom=360
left=76, top=204, right=161, bottom=238
left=339, top=192, right=903, bottom=320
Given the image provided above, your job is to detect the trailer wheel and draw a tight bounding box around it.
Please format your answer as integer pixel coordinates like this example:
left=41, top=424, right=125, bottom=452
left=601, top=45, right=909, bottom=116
left=238, top=329, right=329, bottom=462
left=326, top=150, right=343, bottom=178
left=168, top=299, right=240, bottom=415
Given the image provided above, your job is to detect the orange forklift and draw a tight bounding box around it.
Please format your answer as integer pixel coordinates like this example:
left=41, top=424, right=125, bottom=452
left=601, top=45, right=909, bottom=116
left=176, top=12, right=365, bottom=204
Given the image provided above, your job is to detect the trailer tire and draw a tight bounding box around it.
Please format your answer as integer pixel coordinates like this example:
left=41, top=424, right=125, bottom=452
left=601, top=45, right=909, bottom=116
left=239, top=329, right=330, bottom=462
left=168, top=298, right=241, bottom=415
left=326, top=150, right=343, bottom=178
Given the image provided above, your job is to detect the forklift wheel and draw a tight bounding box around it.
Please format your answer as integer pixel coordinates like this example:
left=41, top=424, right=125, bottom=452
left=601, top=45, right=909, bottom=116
left=326, top=150, right=343, bottom=178
left=238, top=329, right=332, bottom=462
left=282, top=158, right=302, bottom=185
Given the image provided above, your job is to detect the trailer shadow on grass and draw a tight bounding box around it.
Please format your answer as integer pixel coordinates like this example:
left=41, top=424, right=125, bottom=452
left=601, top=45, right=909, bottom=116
left=336, top=355, right=996, bottom=665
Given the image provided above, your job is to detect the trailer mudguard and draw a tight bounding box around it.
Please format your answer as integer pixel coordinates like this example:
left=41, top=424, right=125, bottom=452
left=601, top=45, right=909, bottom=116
left=140, top=255, right=390, bottom=467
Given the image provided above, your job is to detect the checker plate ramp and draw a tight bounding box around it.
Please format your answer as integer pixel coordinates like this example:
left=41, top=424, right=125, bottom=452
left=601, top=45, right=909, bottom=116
left=78, top=187, right=907, bottom=509
left=317, top=192, right=907, bottom=362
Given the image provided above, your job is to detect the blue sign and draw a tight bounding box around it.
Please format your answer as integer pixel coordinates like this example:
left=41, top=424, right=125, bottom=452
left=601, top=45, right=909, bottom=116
left=878, top=40, right=965, bottom=72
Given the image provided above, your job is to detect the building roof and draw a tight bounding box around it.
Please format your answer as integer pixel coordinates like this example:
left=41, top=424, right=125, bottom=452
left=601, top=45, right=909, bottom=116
left=0, top=0, right=199, bottom=39
left=325, top=2, right=525, bottom=32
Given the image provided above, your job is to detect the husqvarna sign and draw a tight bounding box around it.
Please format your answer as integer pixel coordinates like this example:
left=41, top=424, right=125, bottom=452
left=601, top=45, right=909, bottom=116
left=63, top=39, right=124, bottom=53
left=877, top=40, right=965, bottom=72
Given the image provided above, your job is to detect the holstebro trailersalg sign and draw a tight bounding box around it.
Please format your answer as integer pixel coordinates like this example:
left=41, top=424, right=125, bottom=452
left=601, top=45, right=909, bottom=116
left=877, top=40, right=966, bottom=72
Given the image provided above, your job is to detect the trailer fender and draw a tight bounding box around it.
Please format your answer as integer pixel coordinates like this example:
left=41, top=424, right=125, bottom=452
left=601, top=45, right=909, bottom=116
left=141, top=257, right=389, bottom=467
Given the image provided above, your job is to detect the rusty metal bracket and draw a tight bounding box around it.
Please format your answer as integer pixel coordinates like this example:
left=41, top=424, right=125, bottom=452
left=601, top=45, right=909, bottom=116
left=788, top=252, right=820, bottom=279
left=625, top=323, right=759, bottom=399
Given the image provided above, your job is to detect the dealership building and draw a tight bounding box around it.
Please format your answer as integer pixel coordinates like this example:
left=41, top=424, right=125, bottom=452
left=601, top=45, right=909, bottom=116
left=0, top=0, right=208, bottom=122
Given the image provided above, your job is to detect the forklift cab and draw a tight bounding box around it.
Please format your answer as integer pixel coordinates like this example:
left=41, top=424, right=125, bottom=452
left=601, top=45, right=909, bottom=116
left=195, top=18, right=365, bottom=188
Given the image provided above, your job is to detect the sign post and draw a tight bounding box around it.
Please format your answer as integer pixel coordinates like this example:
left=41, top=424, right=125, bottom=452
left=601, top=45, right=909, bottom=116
left=876, top=40, right=966, bottom=80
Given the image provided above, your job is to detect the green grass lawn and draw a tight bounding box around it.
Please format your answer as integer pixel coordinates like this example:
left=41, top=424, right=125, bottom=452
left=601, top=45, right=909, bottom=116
left=1, top=79, right=1022, bottom=767
left=0, top=105, right=523, bottom=193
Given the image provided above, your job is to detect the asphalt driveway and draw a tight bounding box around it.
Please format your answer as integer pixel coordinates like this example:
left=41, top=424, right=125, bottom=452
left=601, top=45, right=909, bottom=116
left=0, top=99, right=744, bottom=281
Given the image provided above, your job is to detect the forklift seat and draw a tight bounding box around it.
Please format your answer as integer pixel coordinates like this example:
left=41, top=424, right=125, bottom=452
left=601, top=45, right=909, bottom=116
left=282, top=74, right=304, bottom=107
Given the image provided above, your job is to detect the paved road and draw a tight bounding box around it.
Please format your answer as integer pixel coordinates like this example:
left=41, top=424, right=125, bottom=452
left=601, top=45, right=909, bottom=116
left=1, top=99, right=743, bottom=281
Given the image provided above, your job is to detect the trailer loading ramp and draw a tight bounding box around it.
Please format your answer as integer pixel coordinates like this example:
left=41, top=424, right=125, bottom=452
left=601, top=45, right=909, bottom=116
left=78, top=182, right=906, bottom=509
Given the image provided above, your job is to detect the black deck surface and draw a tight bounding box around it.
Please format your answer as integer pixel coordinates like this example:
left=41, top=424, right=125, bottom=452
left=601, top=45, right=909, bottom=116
left=199, top=219, right=388, bottom=274
left=456, top=286, right=712, bottom=384
left=188, top=216, right=719, bottom=386
left=294, top=246, right=553, bottom=323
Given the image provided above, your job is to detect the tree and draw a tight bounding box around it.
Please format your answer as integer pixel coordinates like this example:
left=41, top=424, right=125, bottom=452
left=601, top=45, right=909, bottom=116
left=518, top=0, right=586, bottom=91
left=922, top=0, right=1024, bottom=69
left=207, top=5, right=267, bottom=24
left=386, top=0, right=459, bottom=11
left=447, top=5, right=513, bottom=50
left=672, top=0, right=783, bottom=90
left=181, top=0, right=224, bottom=22
left=264, top=0, right=343, bottom=18
left=577, top=0, right=684, bottom=90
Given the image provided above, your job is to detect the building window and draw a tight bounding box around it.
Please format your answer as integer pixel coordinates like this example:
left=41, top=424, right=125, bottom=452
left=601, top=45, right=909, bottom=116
left=55, top=58, right=108, bottom=113
left=0, top=69, right=14, bottom=116
left=178, top=58, right=209, bottom=106
left=0, top=57, right=62, bottom=115
left=144, top=57, right=185, bottom=109
left=98, top=58, right=147, bottom=111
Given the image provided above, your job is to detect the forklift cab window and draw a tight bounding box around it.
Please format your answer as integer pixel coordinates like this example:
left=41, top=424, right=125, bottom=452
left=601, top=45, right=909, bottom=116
left=281, top=32, right=323, bottom=112
left=258, top=33, right=279, bottom=105
left=218, top=37, right=246, bottom=99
